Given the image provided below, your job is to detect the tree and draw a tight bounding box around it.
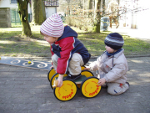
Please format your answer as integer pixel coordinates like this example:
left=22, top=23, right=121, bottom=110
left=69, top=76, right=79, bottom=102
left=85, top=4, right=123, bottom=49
left=31, top=0, right=46, bottom=25
left=17, top=0, right=32, bottom=36
left=65, top=0, right=71, bottom=15
left=88, top=0, right=93, bottom=9
left=93, top=0, right=101, bottom=33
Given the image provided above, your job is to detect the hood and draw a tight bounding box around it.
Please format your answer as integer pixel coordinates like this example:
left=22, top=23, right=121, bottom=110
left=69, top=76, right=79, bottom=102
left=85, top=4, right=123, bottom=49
left=58, top=26, right=78, bottom=41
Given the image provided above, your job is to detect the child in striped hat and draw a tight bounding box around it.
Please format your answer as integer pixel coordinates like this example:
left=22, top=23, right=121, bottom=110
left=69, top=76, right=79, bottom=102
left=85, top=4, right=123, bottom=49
left=85, top=33, right=129, bottom=95
left=40, top=13, right=91, bottom=87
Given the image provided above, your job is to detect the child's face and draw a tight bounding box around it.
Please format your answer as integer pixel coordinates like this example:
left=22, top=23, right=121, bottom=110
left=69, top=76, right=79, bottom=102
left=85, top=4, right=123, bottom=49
left=43, top=35, right=58, bottom=44
left=105, top=45, right=116, bottom=53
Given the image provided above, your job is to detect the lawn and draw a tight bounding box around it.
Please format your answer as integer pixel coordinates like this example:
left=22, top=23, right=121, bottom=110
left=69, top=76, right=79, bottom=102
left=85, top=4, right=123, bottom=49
left=0, top=25, right=150, bottom=58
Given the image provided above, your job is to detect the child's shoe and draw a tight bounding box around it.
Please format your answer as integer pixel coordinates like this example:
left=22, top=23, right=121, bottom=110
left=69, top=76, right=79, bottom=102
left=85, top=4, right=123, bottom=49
left=101, top=83, right=108, bottom=88
left=126, top=82, right=130, bottom=87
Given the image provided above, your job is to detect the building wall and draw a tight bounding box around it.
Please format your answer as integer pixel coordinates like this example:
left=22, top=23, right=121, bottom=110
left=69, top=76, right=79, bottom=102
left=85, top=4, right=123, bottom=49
left=0, top=0, right=18, bottom=8
left=105, top=0, right=150, bottom=30
left=0, top=0, right=57, bottom=18
left=136, top=0, right=150, bottom=30
left=0, top=0, right=31, bottom=14
left=45, top=7, right=57, bottom=18
left=119, top=0, right=150, bottom=29
left=0, top=8, right=11, bottom=27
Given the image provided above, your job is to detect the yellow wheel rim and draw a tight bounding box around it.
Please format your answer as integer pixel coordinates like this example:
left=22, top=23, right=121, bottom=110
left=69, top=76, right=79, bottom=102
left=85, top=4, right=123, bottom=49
left=47, top=68, right=56, bottom=82
left=81, top=70, right=93, bottom=78
left=50, top=73, right=67, bottom=89
left=54, top=80, right=77, bottom=101
left=81, top=66, right=85, bottom=70
left=48, top=66, right=85, bottom=82
left=81, top=77, right=101, bottom=98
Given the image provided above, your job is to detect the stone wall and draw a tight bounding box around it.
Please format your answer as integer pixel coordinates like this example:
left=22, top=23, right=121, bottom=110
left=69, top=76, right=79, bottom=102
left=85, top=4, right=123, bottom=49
left=0, top=8, right=11, bottom=28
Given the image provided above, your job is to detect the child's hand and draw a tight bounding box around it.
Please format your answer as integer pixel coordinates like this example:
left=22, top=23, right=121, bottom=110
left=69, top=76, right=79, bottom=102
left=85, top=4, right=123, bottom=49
left=98, top=78, right=106, bottom=86
left=84, top=67, right=90, bottom=70
left=57, top=74, right=64, bottom=87
left=50, top=65, right=53, bottom=69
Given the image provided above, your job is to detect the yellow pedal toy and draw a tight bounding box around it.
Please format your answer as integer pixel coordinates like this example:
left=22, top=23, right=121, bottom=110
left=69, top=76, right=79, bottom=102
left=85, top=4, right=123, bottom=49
left=47, top=66, right=86, bottom=82
left=49, top=67, right=101, bottom=101
left=47, top=68, right=56, bottom=82
left=52, top=80, right=58, bottom=88
left=80, top=77, right=101, bottom=98
left=54, top=80, right=77, bottom=101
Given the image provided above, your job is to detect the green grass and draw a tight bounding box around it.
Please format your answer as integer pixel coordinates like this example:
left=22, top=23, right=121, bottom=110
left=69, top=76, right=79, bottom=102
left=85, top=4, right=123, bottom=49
left=11, top=23, right=22, bottom=28
left=78, top=32, right=150, bottom=56
left=0, top=25, right=150, bottom=58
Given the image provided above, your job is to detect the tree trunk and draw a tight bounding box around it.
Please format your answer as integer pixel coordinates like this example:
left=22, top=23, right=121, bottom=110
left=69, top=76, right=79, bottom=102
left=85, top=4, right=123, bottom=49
left=102, top=0, right=105, bottom=16
left=87, top=0, right=93, bottom=17
left=17, top=0, right=32, bottom=36
left=93, top=0, right=101, bottom=33
left=88, top=0, right=92, bottom=9
left=32, top=0, right=46, bottom=25
left=66, top=0, right=71, bottom=15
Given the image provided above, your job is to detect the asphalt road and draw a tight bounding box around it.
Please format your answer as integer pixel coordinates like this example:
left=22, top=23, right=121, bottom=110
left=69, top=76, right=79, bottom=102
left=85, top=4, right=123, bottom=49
left=0, top=57, right=150, bottom=113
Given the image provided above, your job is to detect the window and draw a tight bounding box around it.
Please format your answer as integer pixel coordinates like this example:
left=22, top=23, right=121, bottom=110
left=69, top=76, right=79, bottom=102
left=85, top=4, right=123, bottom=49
left=11, top=0, right=17, bottom=3
left=44, top=0, right=59, bottom=7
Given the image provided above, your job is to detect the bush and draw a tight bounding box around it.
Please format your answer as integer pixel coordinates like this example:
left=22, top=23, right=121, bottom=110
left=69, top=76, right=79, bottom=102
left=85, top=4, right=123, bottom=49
left=65, top=15, right=94, bottom=32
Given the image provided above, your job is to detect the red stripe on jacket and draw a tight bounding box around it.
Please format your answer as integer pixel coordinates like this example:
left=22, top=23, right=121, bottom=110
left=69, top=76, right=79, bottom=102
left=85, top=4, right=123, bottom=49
left=51, top=37, right=75, bottom=74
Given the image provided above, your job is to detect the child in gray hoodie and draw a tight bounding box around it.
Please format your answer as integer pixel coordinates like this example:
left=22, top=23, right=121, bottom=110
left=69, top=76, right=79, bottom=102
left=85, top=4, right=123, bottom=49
left=85, top=33, right=129, bottom=95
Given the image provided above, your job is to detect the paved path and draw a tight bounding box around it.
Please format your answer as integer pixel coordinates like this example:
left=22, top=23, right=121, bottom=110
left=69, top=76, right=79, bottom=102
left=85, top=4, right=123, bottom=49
left=0, top=57, right=150, bottom=113
left=107, top=26, right=150, bottom=41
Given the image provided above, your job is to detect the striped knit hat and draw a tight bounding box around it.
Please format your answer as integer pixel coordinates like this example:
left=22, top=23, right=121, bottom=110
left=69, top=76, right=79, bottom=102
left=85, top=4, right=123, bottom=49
left=104, top=33, right=124, bottom=50
left=40, top=13, right=64, bottom=37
